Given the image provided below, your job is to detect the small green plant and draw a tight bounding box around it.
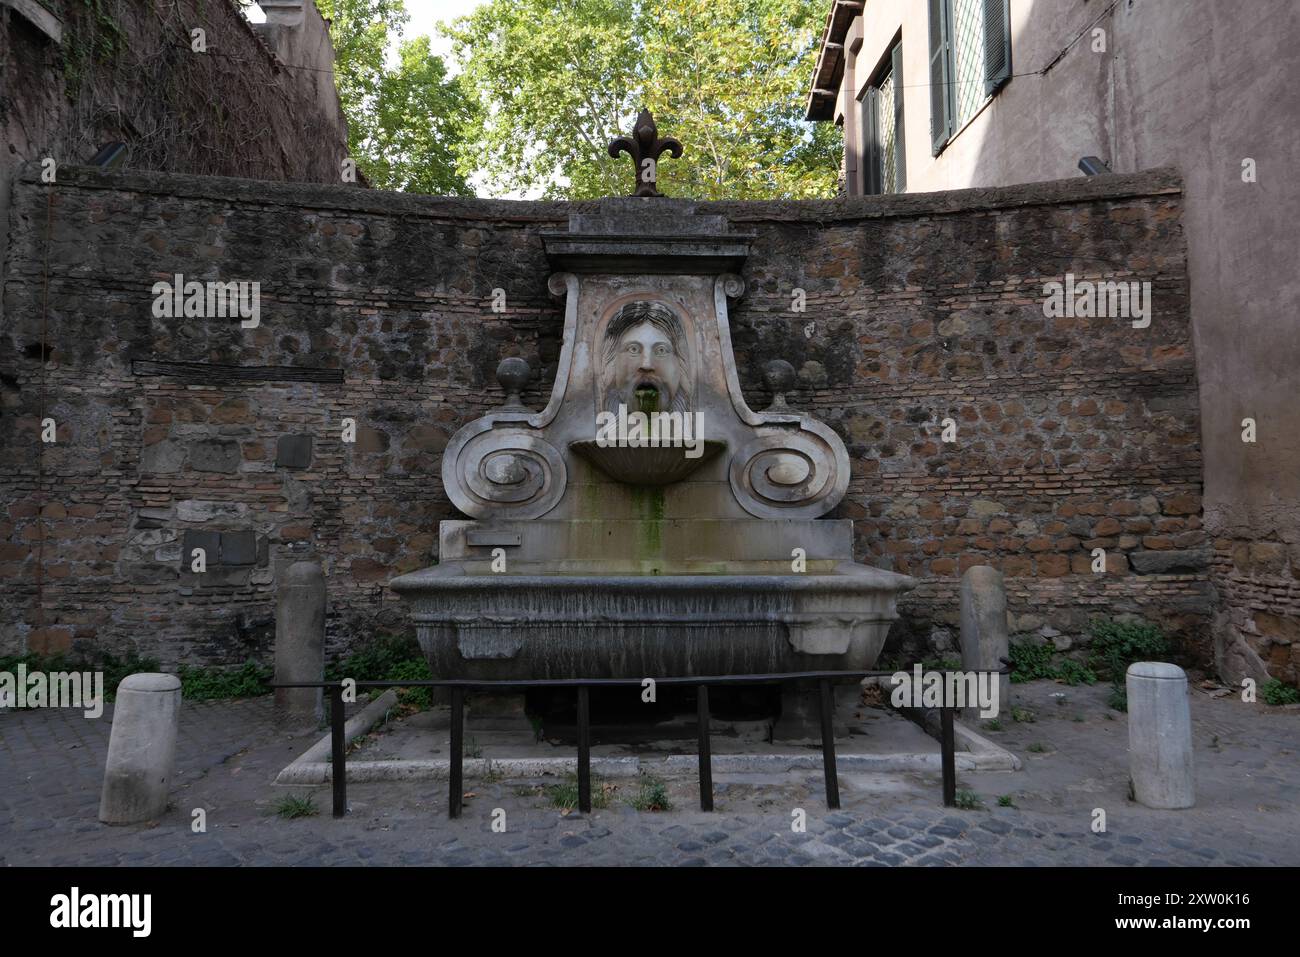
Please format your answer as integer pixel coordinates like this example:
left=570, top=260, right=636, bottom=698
left=1056, top=659, right=1098, bottom=686
left=275, top=794, right=319, bottom=819
left=983, top=718, right=1003, bottom=731
left=953, top=789, right=983, bottom=810
left=1089, top=619, right=1169, bottom=681
left=545, top=773, right=610, bottom=811
left=0, top=649, right=163, bottom=704
left=997, top=794, right=1016, bottom=808
left=1008, top=641, right=1057, bottom=683
left=1027, top=742, right=1048, bottom=753
left=386, top=658, right=434, bottom=709
left=466, top=735, right=483, bottom=759
left=1261, top=679, right=1300, bottom=706
left=1011, top=707, right=1036, bottom=723
left=628, top=775, right=672, bottom=811
left=920, top=657, right=962, bottom=671
left=1008, top=641, right=1096, bottom=686
left=1092, top=617, right=1163, bottom=713
left=325, top=634, right=432, bottom=710
left=178, top=660, right=273, bottom=700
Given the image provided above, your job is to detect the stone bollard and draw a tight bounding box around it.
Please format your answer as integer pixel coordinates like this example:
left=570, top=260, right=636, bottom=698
left=959, top=565, right=1010, bottom=722
left=274, top=560, right=326, bottom=727
left=99, top=673, right=182, bottom=825
left=1126, top=662, right=1195, bottom=808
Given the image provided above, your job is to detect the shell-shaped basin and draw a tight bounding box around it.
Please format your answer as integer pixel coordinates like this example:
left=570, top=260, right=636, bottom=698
left=569, top=438, right=726, bottom=486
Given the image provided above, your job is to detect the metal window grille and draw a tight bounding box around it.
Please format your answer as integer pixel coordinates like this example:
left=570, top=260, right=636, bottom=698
left=876, top=68, right=898, bottom=194
left=951, top=0, right=989, bottom=129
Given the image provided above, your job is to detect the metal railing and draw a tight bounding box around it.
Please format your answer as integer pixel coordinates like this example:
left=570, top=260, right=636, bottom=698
left=273, top=669, right=997, bottom=819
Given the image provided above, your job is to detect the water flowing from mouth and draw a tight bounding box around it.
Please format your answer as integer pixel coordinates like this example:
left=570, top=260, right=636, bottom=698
left=635, top=384, right=660, bottom=415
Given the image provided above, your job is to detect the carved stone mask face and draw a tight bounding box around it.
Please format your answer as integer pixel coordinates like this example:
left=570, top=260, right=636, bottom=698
left=612, top=322, right=680, bottom=410
left=600, top=302, right=691, bottom=414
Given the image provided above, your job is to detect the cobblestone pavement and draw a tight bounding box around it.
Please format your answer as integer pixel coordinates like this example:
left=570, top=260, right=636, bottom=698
left=1, top=681, right=1297, bottom=866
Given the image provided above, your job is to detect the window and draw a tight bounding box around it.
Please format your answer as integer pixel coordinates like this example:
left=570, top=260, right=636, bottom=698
left=929, top=0, right=1012, bottom=154
left=859, top=41, right=906, bottom=195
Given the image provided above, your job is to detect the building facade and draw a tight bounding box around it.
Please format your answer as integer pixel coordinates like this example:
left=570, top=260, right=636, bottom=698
left=808, top=0, right=1300, bottom=688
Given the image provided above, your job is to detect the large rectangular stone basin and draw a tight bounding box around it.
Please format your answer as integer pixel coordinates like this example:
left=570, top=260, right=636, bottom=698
left=389, top=562, right=915, bottom=681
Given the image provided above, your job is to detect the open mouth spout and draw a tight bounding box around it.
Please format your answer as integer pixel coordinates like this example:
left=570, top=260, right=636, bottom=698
left=633, top=381, right=661, bottom=413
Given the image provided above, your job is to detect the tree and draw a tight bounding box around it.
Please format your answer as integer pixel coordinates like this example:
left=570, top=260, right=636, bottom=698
left=320, top=0, right=474, bottom=195
left=444, top=0, right=839, bottom=200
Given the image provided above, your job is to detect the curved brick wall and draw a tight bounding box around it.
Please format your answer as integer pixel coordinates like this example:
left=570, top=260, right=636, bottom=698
left=0, top=165, right=1207, bottom=668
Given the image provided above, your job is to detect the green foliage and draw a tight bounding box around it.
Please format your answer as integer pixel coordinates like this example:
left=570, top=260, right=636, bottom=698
left=62, top=0, right=127, bottom=100
left=953, top=789, right=983, bottom=810
left=1008, top=641, right=1097, bottom=686
left=2, top=650, right=275, bottom=704
left=1088, top=619, right=1169, bottom=681
left=1261, top=679, right=1300, bottom=706
left=1011, top=707, right=1036, bottom=723
left=1026, top=742, right=1048, bottom=753
left=326, top=633, right=433, bottom=710
left=627, top=775, right=672, bottom=811
left=177, top=661, right=273, bottom=701
left=996, top=794, right=1016, bottom=808
left=1056, top=659, right=1098, bottom=687
left=920, top=657, right=962, bottom=671
left=1088, top=618, right=1168, bottom=714
left=0, top=649, right=161, bottom=704
left=545, top=773, right=610, bottom=811
left=386, top=657, right=434, bottom=709
left=325, top=633, right=419, bottom=682
left=274, top=794, right=320, bottom=819
left=1008, top=641, right=1056, bottom=683
left=320, top=0, right=474, bottom=194
left=983, top=718, right=1003, bottom=732
left=444, top=0, right=840, bottom=200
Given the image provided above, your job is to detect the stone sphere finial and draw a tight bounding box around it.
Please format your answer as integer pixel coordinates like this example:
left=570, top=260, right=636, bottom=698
left=763, top=359, right=796, bottom=410
left=496, top=357, right=531, bottom=409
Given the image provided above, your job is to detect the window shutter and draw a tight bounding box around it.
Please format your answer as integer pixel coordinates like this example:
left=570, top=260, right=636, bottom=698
left=891, top=42, right=907, bottom=192
left=984, top=0, right=1012, bottom=95
left=862, top=90, right=881, bottom=195
left=929, top=0, right=953, bottom=154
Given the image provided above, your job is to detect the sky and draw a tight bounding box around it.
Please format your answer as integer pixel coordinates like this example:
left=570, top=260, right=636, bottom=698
left=244, top=1, right=483, bottom=66
left=402, top=0, right=483, bottom=64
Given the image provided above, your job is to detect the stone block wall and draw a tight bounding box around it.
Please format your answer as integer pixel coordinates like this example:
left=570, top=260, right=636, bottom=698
left=0, top=165, right=1214, bottom=670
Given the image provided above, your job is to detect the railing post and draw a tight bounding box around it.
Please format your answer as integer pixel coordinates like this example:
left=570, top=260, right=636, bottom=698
left=577, top=686, right=591, bottom=814
left=697, top=684, right=713, bottom=811
left=940, top=706, right=956, bottom=807
left=818, top=678, right=840, bottom=810
left=449, top=686, right=464, bottom=819
left=330, top=683, right=346, bottom=818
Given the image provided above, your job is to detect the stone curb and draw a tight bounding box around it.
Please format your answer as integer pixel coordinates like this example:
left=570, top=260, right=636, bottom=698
left=274, top=720, right=1020, bottom=783
left=274, top=689, right=401, bottom=785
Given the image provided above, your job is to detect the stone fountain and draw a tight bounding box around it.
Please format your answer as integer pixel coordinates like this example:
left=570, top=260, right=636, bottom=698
left=391, top=113, right=915, bottom=737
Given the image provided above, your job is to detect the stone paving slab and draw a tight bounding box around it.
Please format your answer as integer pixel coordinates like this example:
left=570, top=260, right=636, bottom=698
left=1, top=681, right=1297, bottom=867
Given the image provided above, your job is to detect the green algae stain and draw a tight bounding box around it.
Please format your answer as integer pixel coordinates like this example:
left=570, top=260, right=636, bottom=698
left=634, top=386, right=660, bottom=415
left=632, top=484, right=665, bottom=565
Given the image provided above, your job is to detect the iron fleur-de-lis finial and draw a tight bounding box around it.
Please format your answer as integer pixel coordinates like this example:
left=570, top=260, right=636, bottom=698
left=608, top=109, right=683, bottom=198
